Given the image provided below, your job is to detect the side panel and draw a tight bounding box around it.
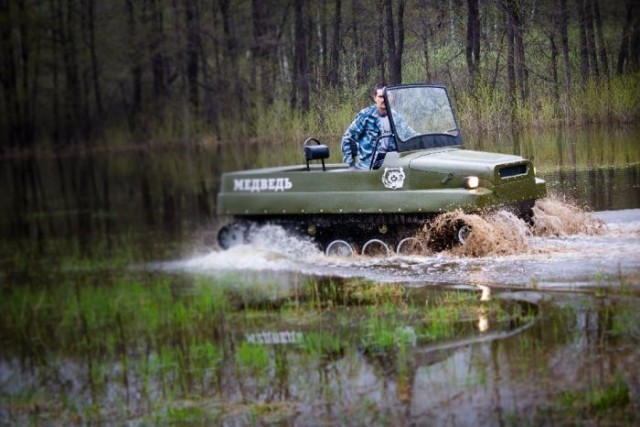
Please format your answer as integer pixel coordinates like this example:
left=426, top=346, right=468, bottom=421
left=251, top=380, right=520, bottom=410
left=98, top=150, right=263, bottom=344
left=217, top=188, right=497, bottom=215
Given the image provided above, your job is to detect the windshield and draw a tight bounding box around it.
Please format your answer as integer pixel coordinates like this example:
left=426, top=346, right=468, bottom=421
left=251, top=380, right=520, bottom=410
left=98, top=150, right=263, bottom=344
left=385, top=85, right=463, bottom=152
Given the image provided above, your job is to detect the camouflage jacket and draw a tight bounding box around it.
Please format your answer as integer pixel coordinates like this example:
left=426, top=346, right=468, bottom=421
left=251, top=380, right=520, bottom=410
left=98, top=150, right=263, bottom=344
left=341, top=105, right=397, bottom=170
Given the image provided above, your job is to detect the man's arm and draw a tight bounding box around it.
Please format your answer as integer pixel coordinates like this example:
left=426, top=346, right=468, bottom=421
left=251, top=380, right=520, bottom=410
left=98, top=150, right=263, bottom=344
left=341, top=132, right=357, bottom=166
left=341, top=112, right=365, bottom=166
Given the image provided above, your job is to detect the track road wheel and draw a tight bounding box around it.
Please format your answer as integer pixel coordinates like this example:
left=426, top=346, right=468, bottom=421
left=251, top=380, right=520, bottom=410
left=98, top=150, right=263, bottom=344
left=396, top=237, right=425, bottom=255
left=361, top=239, right=391, bottom=257
left=325, top=240, right=354, bottom=257
left=217, top=223, right=249, bottom=249
left=456, top=224, right=472, bottom=245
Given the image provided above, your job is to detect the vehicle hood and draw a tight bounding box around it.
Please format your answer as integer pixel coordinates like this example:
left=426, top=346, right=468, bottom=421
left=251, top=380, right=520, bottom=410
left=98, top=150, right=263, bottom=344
left=408, top=148, right=526, bottom=176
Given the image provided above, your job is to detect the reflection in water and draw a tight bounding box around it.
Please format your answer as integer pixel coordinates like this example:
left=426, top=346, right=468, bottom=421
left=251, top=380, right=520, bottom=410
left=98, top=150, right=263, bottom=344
left=0, top=150, right=222, bottom=262
left=3, top=282, right=634, bottom=425
left=477, top=311, right=489, bottom=332
left=478, top=285, right=492, bottom=301
left=477, top=285, right=491, bottom=333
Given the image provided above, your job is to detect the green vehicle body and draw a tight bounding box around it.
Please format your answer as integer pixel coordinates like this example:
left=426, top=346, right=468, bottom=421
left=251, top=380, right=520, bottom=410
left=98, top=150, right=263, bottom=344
left=216, top=84, right=546, bottom=254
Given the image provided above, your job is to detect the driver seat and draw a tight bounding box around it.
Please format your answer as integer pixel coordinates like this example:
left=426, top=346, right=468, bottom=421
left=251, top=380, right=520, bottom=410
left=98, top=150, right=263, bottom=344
left=304, top=137, right=330, bottom=171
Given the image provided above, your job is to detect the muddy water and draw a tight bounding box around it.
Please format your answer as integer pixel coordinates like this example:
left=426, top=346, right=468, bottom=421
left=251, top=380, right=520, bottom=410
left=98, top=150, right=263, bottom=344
left=163, top=198, right=639, bottom=292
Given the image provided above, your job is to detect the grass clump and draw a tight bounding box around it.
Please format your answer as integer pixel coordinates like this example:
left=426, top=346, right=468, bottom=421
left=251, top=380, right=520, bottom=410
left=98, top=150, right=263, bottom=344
left=300, top=331, right=344, bottom=360
left=556, top=374, right=633, bottom=423
left=235, top=341, right=270, bottom=375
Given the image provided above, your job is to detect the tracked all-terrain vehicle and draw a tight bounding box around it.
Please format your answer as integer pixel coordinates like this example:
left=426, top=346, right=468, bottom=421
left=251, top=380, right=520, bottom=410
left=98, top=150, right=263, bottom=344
left=216, top=84, right=546, bottom=256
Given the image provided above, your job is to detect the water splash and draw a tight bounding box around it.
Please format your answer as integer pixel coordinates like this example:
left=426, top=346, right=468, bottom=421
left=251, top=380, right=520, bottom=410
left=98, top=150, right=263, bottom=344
left=159, top=224, right=322, bottom=274
left=531, top=196, right=607, bottom=236
left=425, top=209, right=531, bottom=257
left=452, top=210, right=531, bottom=257
left=160, top=198, right=616, bottom=281
left=246, top=224, right=321, bottom=258
left=424, top=197, right=606, bottom=258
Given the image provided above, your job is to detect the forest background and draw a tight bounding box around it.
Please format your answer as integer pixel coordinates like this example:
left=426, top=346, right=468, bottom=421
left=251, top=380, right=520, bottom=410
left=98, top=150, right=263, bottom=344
left=1, top=0, right=639, bottom=154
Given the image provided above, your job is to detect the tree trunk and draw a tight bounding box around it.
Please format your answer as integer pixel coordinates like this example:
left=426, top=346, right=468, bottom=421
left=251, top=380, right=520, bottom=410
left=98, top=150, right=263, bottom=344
left=329, top=0, right=341, bottom=87
left=185, top=0, right=200, bottom=112
left=292, top=0, right=309, bottom=111
left=319, top=1, right=328, bottom=84
left=384, top=0, right=398, bottom=84
left=466, top=0, right=480, bottom=84
left=306, top=9, right=316, bottom=88
left=513, top=2, right=527, bottom=100
left=148, top=0, right=166, bottom=99
left=396, top=0, right=405, bottom=81
left=559, top=0, right=572, bottom=93
left=218, top=0, right=244, bottom=117
left=87, top=0, right=103, bottom=115
left=376, top=0, right=385, bottom=83
left=592, top=0, right=609, bottom=78
left=125, top=0, right=142, bottom=130
left=62, top=0, right=84, bottom=143
left=504, top=0, right=527, bottom=101
left=384, top=0, right=404, bottom=84
left=632, top=7, right=640, bottom=71
left=584, top=0, right=599, bottom=78
left=616, top=0, right=635, bottom=74
left=576, top=0, right=590, bottom=84
left=251, top=0, right=277, bottom=105
left=423, top=33, right=431, bottom=83
left=505, top=1, right=516, bottom=107
left=1, top=0, right=19, bottom=148
left=350, top=0, right=358, bottom=84
left=550, top=32, right=559, bottom=102
left=200, top=41, right=217, bottom=135
left=50, top=0, right=61, bottom=147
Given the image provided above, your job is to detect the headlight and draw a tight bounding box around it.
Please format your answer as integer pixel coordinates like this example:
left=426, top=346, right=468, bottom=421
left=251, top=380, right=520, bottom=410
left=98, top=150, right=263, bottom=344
left=464, top=176, right=479, bottom=189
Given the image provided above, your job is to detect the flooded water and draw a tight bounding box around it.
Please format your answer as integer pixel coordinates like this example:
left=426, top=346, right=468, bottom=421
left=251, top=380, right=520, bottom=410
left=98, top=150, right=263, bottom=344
left=167, top=201, right=638, bottom=293
left=1, top=125, right=639, bottom=425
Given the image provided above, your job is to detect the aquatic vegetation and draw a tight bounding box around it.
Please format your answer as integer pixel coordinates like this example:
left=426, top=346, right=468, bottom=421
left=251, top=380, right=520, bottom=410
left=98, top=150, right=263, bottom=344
left=2, top=263, right=639, bottom=425
left=235, top=342, right=270, bottom=375
left=299, top=330, right=344, bottom=360
left=609, top=304, right=640, bottom=342
left=555, top=374, right=633, bottom=424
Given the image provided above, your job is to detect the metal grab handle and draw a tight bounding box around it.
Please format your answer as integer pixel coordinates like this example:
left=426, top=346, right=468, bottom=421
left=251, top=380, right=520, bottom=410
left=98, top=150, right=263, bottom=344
left=370, top=135, right=392, bottom=170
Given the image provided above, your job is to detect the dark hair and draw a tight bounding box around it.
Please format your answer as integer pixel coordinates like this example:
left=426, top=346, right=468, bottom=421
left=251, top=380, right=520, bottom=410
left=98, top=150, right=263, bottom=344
left=373, top=82, right=386, bottom=97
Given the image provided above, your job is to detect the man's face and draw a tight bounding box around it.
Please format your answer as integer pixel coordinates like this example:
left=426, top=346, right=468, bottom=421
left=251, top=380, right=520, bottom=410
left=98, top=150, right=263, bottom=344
left=374, top=89, right=387, bottom=116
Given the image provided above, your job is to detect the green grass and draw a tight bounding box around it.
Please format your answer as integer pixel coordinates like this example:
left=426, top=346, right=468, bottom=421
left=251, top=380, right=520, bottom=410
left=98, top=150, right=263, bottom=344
left=34, top=72, right=637, bottom=164
left=555, top=374, right=632, bottom=423
left=455, top=73, right=640, bottom=132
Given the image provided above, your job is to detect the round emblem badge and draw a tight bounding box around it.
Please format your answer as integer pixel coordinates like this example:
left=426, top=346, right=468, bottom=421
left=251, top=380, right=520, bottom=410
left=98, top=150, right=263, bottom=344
left=382, top=167, right=406, bottom=190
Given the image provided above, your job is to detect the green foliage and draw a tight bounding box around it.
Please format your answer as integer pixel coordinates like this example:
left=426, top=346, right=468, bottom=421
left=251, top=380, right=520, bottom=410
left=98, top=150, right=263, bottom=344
left=556, top=374, right=632, bottom=422
left=457, top=82, right=511, bottom=132
left=299, top=331, right=344, bottom=358
left=363, top=305, right=403, bottom=350
left=235, top=341, right=270, bottom=375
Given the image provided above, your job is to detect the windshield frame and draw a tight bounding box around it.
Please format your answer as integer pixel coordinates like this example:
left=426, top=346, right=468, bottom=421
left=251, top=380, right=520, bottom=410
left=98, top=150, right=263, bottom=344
left=383, top=84, right=464, bottom=152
